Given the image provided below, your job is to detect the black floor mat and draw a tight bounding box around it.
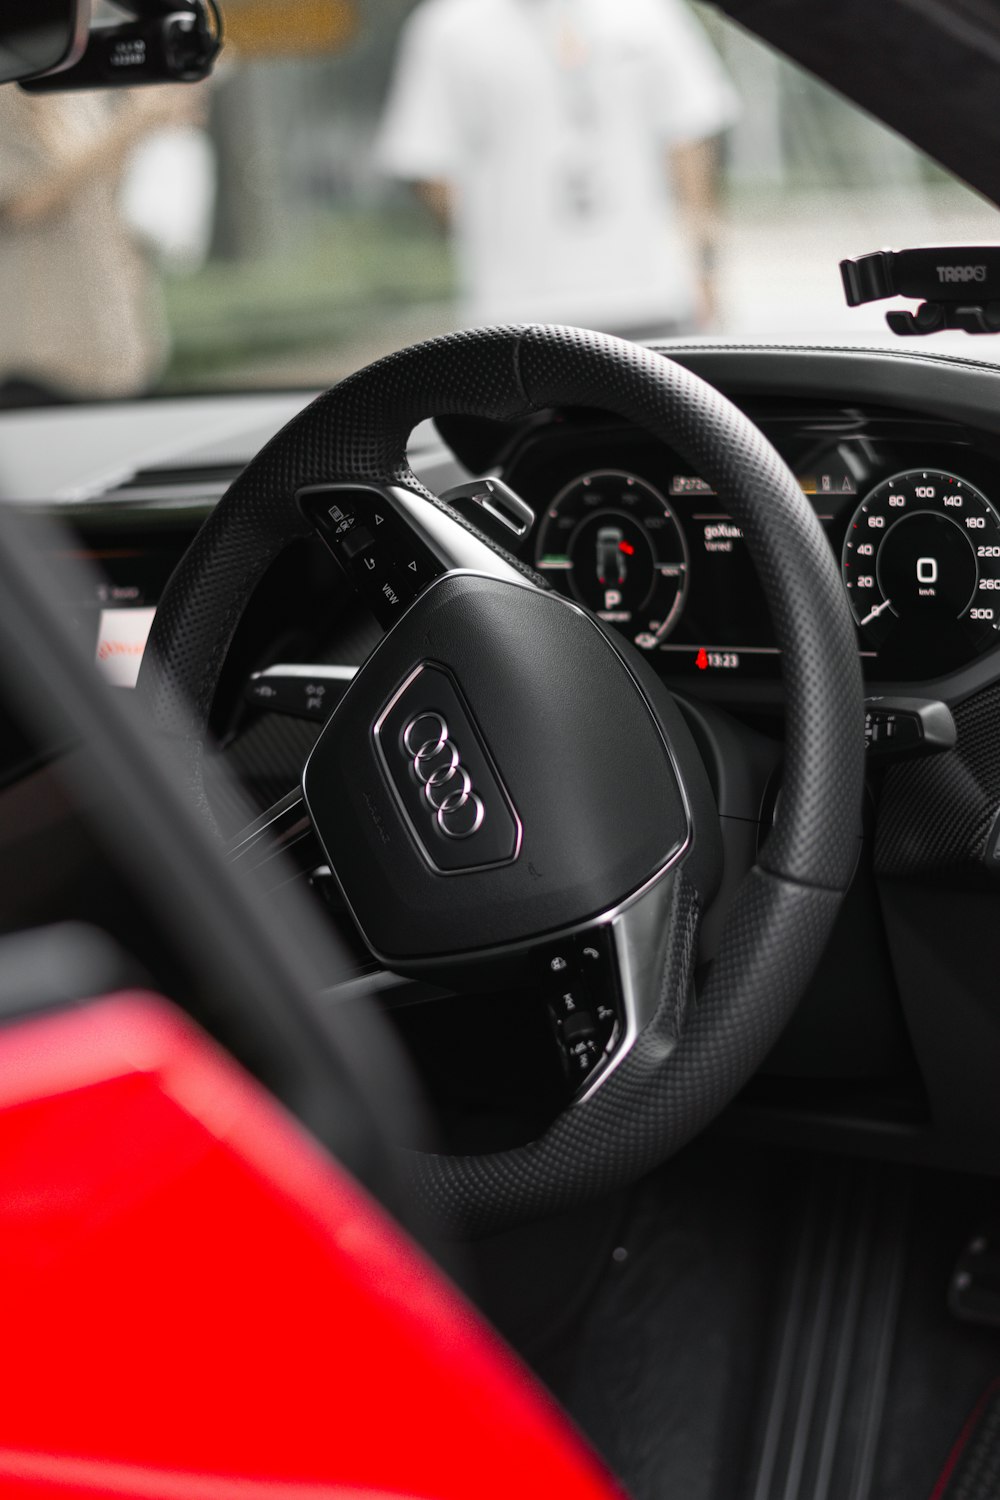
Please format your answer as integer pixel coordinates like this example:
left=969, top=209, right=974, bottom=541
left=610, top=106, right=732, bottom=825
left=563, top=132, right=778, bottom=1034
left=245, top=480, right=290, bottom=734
left=871, top=1171, right=1000, bottom=1500
left=534, top=1141, right=786, bottom=1500
left=469, top=1140, right=1000, bottom=1500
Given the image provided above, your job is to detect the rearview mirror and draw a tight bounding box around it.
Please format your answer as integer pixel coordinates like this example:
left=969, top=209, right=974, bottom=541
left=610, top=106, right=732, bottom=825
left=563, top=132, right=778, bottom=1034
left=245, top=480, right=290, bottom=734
left=0, top=0, right=91, bottom=85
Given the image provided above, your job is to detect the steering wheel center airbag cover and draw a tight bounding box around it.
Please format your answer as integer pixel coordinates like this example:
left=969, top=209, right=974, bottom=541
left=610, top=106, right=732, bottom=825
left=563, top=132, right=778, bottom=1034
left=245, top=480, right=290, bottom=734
left=303, top=573, right=690, bottom=962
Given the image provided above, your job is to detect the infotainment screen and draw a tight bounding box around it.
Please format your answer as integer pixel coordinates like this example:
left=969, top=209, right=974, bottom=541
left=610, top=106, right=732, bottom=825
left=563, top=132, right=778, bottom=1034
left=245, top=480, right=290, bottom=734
left=56, top=540, right=185, bottom=687
left=95, top=604, right=157, bottom=687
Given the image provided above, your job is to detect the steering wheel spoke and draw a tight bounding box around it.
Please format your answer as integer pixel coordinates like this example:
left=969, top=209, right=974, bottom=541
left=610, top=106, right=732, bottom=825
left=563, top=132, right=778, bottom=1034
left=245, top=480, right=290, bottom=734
left=299, top=479, right=528, bottom=630
left=226, top=787, right=322, bottom=884
left=538, top=862, right=693, bottom=1101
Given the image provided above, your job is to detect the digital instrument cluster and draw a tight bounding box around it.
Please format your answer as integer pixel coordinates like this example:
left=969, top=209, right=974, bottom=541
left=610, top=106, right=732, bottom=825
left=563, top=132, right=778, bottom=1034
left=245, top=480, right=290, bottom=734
left=535, top=471, right=689, bottom=646
left=522, top=437, right=1000, bottom=683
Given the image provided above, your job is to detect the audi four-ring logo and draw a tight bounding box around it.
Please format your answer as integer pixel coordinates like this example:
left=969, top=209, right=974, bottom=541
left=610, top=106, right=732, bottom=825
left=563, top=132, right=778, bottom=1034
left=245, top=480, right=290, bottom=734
left=402, top=712, right=485, bottom=839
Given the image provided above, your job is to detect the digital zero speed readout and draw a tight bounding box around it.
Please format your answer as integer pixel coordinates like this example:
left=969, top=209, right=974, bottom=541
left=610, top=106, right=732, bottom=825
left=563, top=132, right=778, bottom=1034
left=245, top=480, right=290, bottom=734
left=842, top=468, right=1000, bottom=656
left=535, top=470, right=689, bottom=640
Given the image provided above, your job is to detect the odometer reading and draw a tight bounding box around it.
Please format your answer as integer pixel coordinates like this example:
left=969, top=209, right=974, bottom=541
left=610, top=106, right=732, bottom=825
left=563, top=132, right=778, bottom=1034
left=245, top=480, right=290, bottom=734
left=843, top=469, right=1000, bottom=664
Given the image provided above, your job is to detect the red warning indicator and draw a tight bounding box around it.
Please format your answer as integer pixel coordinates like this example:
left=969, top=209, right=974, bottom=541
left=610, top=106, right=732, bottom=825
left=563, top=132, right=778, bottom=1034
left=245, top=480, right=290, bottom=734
left=695, top=648, right=709, bottom=671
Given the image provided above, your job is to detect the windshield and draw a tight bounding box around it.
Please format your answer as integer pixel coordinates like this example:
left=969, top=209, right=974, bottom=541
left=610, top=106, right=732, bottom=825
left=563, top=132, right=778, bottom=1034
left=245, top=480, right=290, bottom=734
left=2, top=0, right=1000, bottom=407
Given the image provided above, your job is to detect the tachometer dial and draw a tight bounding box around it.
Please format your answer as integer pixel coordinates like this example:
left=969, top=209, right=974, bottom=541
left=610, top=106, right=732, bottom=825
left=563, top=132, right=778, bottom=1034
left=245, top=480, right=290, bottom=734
left=535, top=470, right=689, bottom=646
left=843, top=469, right=1000, bottom=660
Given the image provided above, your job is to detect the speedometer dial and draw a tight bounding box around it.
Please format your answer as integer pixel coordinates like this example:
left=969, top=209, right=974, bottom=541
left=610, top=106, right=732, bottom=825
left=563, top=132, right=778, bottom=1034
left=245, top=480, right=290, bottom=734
left=843, top=469, right=1000, bottom=661
left=535, top=470, right=689, bottom=645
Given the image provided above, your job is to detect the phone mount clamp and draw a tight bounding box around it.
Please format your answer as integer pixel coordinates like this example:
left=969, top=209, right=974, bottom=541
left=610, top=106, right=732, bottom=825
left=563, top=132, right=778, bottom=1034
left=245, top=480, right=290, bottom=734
left=841, top=246, right=1000, bottom=336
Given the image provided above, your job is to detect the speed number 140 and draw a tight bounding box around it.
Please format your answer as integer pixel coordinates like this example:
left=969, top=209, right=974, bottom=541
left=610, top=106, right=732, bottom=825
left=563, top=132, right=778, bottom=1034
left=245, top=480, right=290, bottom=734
left=842, top=469, right=1000, bottom=651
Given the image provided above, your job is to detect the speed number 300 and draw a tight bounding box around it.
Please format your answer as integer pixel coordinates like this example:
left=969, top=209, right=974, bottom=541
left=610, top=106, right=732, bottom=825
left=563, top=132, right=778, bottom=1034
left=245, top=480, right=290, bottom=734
left=842, top=468, right=1000, bottom=652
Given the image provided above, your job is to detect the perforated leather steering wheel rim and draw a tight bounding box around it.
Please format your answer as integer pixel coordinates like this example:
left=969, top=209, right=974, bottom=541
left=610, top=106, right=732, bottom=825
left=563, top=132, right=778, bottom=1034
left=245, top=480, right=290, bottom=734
left=140, top=325, right=865, bottom=1236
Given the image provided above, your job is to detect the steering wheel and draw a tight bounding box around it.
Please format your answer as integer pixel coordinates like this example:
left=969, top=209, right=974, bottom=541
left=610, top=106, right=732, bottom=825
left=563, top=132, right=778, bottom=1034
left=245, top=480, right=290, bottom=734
left=140, top=326, right=864, bottom=1237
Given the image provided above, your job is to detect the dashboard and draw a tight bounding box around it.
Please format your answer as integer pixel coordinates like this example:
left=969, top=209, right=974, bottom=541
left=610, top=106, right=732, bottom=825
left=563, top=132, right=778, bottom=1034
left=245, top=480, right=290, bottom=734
left=68, top=422, right=1000, bottom=693
left=10, top=344, right=1000, bottom=1184
left=18, top=369, right=1000, bottom=711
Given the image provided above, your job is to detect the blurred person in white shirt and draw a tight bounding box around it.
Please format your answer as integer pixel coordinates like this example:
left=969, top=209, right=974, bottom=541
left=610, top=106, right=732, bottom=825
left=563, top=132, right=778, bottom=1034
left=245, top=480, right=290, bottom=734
left=376, top=0, right=739, bottom=336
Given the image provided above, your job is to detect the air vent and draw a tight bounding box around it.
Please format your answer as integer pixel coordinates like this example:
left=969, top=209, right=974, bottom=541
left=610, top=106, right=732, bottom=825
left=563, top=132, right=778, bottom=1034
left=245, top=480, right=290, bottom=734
left=103, top=462, right=244, bottom=503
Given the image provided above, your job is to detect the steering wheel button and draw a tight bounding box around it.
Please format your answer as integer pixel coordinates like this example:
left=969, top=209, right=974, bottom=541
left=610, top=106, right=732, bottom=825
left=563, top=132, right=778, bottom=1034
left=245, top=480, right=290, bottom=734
left=341, top=525, right=375, bottom=561
left=562, top=1011, right=598, bottom=1043
left=572, top=1045, right=599, bottom=1076
left=301, top=483, right=446, bottom=629
left=554, top=987, right=587, bottom=1018
left=323, top=501, right=354, bottom=533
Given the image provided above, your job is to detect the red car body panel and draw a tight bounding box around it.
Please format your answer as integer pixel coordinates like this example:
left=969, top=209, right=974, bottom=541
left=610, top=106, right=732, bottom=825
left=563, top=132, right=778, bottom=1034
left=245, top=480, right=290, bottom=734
left=0, top=993, right=622, bottom=1500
